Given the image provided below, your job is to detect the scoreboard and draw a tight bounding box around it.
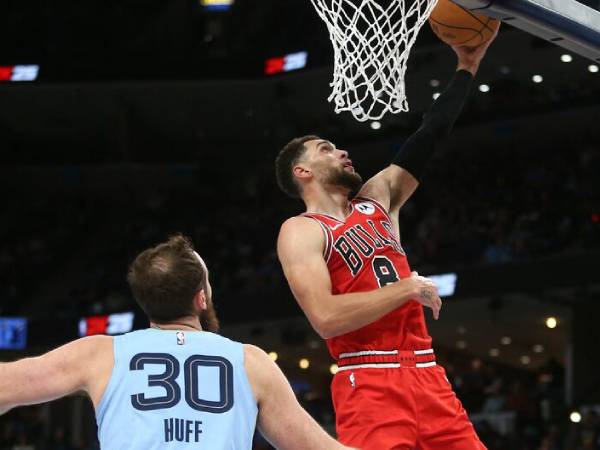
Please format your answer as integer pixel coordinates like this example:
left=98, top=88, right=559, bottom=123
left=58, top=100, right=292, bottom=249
left=0, top=318, right=27, bottom=350
left=78, top=312, right=135, bottom=337
left=200, top=0, right=234, bottom=12
left=0, top=65, right=39, bottom=82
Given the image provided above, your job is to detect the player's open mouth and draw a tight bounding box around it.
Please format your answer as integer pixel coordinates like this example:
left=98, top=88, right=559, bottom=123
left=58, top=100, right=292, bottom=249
left=343, top=161, right=354, bottom=171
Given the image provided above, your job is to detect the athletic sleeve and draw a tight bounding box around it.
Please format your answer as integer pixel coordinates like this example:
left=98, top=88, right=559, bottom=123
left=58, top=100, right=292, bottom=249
left=391, top=69, right=474, bottom=181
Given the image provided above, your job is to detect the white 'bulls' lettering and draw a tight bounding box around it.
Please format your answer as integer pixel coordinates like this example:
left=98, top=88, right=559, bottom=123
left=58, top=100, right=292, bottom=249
left=333, top=220, right=404, bottom=276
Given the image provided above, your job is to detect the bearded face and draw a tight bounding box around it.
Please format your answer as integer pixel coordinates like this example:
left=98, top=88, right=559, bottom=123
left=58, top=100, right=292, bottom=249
left=194, top=252, right=220, bottom=333
left=321, top=163, right=363, bottom=194
left=200, top=266, right=220, bottom=333
left=200, top=295, right=220, bottom=333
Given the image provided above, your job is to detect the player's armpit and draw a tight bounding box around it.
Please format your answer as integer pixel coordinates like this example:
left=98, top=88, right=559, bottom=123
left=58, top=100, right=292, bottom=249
left=0, top=335, right=113, bottom=414
left=244, top=345, right=353, bottom=450
left=358, top=164, right=419, bottom=214
left=277, top=216, right=336, bottom=338
left=278, top=216, right=419, bottom=338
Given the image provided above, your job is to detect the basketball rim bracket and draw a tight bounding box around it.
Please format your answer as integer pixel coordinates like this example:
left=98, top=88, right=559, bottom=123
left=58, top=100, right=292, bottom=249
left=452, top=0, right=600, bottom=62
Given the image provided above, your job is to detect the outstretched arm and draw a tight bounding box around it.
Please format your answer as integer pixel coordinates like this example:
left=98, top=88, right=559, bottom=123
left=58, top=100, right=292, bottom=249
left=277, top=216, right=441, bottom=339
left=0, top=335, right=113, bottom=415
left=359, top=30, right=499, bottom=216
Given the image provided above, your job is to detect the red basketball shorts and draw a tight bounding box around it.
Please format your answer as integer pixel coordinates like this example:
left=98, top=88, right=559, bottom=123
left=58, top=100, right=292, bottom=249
left=331, top=356, right=486, bottom=450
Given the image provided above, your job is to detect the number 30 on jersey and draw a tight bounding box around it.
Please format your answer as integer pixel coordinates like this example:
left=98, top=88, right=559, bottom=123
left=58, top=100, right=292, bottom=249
left=129, top=353, right=234, bottom=413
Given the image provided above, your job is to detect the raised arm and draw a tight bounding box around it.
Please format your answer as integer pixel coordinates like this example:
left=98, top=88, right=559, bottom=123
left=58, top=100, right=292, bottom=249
left=0, top=335, right=113, bottom=415
left=245, top=344, right=355, bottom=450
left=359, top=30, right=499, bottom=215
left=277, top=216, right=441, bottom=339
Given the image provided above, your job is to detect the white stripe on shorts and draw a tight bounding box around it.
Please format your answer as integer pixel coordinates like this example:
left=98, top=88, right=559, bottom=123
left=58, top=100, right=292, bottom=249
left=416, top=361, right=437, bottom=368
left=336, top=363, right=401, bottom=371
left=413, top=349, right=434, bottom=355
left=338, top=349, right=398, bottom=359
left=336, top=361, right=437, bottom=371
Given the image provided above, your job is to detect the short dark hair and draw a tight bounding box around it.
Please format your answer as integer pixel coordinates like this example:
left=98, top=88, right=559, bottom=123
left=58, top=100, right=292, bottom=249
left=127, top=234, right=205, bottom=323
left=275, top=135, right=320, bottom=198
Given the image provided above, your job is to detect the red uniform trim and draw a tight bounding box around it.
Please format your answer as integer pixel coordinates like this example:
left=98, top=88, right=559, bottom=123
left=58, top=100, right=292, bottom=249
left=337, top=349, right=436, bottom=368
left=305, top=203, right=355, bottom=224
left=301, top=214, right=333, bottom=262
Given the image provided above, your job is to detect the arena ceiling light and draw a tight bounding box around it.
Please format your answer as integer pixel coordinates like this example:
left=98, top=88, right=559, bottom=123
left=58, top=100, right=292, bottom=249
left=532, top=74, right=544, bottom=83
left=570, top=412, right=582, bottom=423
left=432, top=92, right=441, bottom=100
left=370, top=121, right=382, bottom=130
left=330, top=364, right=339, bottom=375
left=489, top=348, right=500, bottom=357
left=560, top=53, right=573, bottom=62
left=299, top=358, right=310, bottom=369
left=589, top=64, right=599, bottom=73
left=478, top=84, right=490, bottom=93
left=268, top=351, right=278, bottom=361
left=545, top=316, right=558, bottom=328
left=500, top=336, right=512, bottom=345
left=430, top=79, right=440, bottom=87
left=520, top=355, right=531, bottom=365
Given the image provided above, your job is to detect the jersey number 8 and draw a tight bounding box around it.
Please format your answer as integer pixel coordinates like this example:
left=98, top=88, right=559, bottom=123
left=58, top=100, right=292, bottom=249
left=372, top=256, right=400, bottom=287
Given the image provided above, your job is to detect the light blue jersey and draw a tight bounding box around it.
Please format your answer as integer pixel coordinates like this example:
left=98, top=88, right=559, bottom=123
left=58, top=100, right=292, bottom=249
left=96, top=328, right=258, bottom=450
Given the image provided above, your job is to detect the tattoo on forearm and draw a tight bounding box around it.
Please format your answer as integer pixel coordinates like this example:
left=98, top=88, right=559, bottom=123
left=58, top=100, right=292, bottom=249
left=420, top=287, right=433, bottom=304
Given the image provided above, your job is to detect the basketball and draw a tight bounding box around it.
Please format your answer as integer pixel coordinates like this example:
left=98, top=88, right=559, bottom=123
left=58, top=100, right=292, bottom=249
left=429, top=0, right=500, bottom=47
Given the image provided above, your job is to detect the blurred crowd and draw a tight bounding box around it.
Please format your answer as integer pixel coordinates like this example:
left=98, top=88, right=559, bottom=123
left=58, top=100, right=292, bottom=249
left=401, top=141, right=600, bottom=271
left=1, top=136, right=598, bottom=319
left=0, top=404, right=80, bottom=450
left=442, top=353, right=567, bottom=449
left=2, top=353, right=599, bottom=449
left=1, top=113, right=600, bottom=449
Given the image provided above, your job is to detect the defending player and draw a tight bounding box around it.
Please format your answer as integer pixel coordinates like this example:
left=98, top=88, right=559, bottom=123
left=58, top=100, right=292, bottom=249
left=275, top=32, right=498, bottom=449
left=0, top=235, right=355, bottom=450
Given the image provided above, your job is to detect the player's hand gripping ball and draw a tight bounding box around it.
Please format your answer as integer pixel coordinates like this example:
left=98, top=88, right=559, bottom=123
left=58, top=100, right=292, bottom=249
left=429, top=0, right=500, bottom=47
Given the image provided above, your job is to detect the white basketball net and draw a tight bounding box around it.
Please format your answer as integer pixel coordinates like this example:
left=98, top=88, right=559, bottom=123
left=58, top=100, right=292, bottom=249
left=310, top=0, right=439, bottom=122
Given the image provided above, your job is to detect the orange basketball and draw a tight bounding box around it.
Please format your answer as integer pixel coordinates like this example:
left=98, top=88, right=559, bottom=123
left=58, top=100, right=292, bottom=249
left=429, top=0, right=500, bottom=47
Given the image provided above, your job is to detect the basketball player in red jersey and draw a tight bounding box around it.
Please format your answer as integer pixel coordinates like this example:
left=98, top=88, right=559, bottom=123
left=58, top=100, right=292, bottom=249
left=275, top=31, right=498, bottom=450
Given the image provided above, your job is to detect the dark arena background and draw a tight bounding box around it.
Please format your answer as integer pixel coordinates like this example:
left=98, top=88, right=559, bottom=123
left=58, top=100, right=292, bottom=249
left=1, top=1, right=600, bottom=449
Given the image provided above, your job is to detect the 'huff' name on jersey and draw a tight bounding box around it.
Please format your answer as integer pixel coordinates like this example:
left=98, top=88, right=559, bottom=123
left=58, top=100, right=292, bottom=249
left=164, top=417, right=202, bottom=443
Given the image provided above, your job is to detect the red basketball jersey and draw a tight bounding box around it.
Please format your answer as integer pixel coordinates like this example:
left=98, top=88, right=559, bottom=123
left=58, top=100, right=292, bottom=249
left=301, top=196, right=432, bottom=359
